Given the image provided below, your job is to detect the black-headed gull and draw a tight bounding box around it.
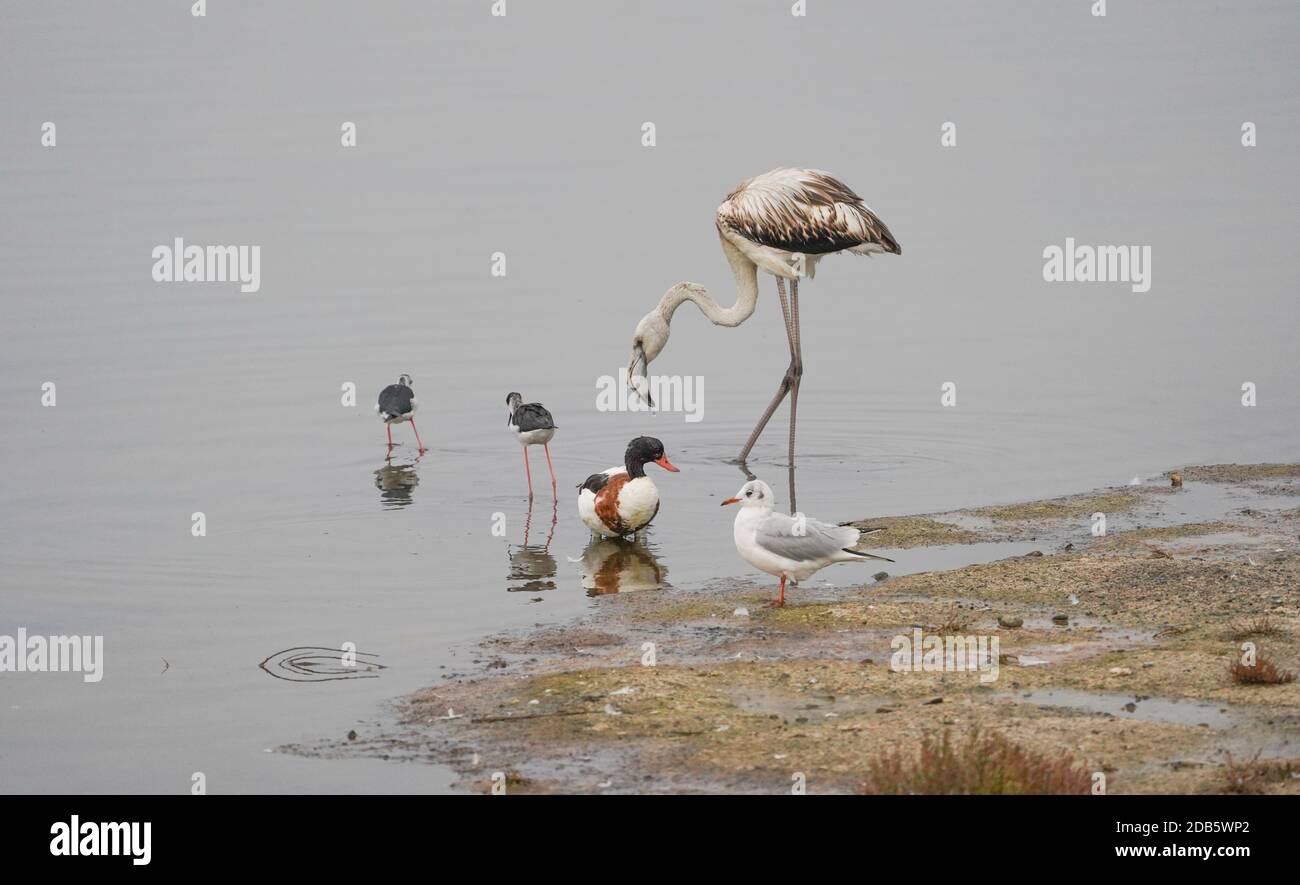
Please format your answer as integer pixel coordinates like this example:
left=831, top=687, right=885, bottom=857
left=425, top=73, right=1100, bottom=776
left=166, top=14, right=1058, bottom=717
left=722, top=479, right=892, bottom=607
left=577, top=436, right=679, bottom=537
left=507, top=392, right=557, bottom=500
left=376, top=374, right=425, bottom=453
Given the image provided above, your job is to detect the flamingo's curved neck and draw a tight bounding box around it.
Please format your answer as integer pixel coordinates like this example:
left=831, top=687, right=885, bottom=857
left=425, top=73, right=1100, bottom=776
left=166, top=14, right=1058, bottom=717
left=657, top=236, right=759, bottom=328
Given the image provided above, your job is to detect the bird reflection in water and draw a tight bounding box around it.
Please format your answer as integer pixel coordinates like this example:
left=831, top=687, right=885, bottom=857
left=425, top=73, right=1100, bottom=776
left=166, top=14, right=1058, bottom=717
left=374, top=452, right=421, bottom=509
left=507, top=499, right=558, bottom=593
left=578, top=534, right=668, bottom=596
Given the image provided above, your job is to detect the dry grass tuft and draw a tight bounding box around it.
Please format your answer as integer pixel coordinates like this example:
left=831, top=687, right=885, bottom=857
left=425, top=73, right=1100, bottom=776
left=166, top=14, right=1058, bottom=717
left=1229, top=655, right=1295, bottom=685
left=861, top=728, right=1093, bottom=795
left=1218, top=754, right=1300, bottom=794
left=1231, top=616, right=1285, bottom=640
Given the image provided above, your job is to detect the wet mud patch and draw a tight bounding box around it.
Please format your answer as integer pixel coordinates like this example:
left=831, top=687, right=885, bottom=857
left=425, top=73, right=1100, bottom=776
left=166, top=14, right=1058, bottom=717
left=282, top=464, right=1300, bottom=793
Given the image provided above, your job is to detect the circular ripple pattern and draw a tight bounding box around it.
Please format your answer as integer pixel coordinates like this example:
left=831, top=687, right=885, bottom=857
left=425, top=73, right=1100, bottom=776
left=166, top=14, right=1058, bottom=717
left=258, top=647, right=387, bottom=682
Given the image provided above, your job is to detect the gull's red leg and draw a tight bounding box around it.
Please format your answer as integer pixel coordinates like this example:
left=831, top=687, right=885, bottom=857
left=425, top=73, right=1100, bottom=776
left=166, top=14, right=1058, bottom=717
left=777, top=576, right=786, bottom=608
left=523, top=447, right=534, bottom=500
left=410, top=419, right=426, bottom=453
left=544, top=443, right=557, bottom=496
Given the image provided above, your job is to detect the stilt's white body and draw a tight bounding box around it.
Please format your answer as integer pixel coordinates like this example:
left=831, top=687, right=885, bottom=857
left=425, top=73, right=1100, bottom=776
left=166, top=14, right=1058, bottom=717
left=376, top=398, right=417, bottom=423
left=513, top=426, right=555, bottom=446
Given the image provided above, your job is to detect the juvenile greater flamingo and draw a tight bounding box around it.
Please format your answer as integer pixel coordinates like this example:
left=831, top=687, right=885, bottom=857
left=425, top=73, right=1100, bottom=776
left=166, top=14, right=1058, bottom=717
left=627, top=168, right=900, bottom=513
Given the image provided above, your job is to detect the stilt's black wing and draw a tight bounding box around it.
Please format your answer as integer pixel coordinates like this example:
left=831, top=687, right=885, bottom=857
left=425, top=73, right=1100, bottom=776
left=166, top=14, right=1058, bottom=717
left=513, top=403, right=556, bottom=432
left=377, top=384, right=414, bottom=418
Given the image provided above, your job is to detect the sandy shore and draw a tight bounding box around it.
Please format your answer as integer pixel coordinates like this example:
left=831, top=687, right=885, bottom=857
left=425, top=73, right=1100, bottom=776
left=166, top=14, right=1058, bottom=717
left=283, top=464, right=1300, bottom=794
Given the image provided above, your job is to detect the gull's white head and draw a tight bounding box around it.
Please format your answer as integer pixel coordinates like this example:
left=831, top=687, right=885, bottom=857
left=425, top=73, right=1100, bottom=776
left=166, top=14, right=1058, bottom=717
left=721, top=479, right=775, bottom=510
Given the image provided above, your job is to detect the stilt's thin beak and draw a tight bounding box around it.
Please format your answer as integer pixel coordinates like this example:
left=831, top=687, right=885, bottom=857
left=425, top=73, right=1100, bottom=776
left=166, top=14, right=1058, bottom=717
left=654, top=455, right=679, bottom=472
left=720, top=497, right=740, bottom=506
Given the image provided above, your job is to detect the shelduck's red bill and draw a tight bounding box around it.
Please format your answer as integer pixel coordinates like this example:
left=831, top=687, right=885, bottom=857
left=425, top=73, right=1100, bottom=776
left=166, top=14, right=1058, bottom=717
left=720, top=497, right=740, bottom=506
left=654, top=455, right=680, bottom=472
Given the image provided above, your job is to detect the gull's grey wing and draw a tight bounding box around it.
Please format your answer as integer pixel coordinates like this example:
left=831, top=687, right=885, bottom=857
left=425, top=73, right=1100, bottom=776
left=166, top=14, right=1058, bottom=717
left=754, top=513, right=859, bottom=562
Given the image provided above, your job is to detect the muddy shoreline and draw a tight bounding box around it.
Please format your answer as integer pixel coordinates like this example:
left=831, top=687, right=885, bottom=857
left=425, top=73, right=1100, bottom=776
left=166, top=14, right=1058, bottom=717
left=283, top=464, right=1300, bottom=794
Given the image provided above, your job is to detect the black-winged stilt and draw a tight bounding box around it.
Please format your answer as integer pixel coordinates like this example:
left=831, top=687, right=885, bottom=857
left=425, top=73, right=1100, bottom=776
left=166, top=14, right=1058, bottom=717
left=507, top=392, right=558, bottom=499
left=577, top=436, right=678, bottom=538
left=376, top=374, right=425, bottom=453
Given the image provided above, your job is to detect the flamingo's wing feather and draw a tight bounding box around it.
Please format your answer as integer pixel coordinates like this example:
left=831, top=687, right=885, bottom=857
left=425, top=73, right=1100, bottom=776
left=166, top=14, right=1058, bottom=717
left=716, top=168, right=901, bottom=256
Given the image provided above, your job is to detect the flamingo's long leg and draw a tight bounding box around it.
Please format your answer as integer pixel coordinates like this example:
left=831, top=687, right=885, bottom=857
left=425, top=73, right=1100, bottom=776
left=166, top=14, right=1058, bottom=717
left=736, top=277, right=798, bottom=464
left=787, top=278, right=803, bottom=515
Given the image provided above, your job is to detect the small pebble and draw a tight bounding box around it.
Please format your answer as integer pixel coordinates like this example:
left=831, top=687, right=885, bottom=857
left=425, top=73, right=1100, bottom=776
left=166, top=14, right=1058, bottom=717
left=998, top=615, right=1023, bottom=629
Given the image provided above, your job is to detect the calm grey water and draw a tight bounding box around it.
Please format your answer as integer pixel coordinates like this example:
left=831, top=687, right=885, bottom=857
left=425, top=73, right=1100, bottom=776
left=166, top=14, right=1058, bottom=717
left=1, top=1, right=1296, bottom=792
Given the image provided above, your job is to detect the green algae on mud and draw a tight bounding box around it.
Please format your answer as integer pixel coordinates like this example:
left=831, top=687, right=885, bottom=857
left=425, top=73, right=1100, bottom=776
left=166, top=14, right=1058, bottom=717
left=840, top=514, right=985, bottom=548
left=284, top=464, right=1300, bottom=794
left=974, top=489, right=1143, bottom=522
left=1179, top=464, right=1300, bottom=483
left=1091, top=522, right=1236, bottom=547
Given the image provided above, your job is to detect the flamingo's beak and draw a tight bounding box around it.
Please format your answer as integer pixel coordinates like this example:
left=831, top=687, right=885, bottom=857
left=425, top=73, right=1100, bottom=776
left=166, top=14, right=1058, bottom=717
left=654, top=455, right=679, bottom=472
left=720, top=497, right=740, bottom=506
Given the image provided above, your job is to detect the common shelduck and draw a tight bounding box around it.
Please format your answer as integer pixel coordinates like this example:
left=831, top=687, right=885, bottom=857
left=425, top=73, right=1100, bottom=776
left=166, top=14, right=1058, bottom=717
left=577, top=436, right=678, bottom=538
left=722, top=479, right=892, bottom=607
left=376, top=374, right=425, bottom=453
left=507, top=392, right=557, bottom=499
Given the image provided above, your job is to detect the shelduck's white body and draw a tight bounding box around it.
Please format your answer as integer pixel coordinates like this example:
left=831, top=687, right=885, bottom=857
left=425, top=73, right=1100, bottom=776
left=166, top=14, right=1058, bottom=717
left=578, top=468, right=661, bottom=538
left=576, top=437, right=679, bottom=538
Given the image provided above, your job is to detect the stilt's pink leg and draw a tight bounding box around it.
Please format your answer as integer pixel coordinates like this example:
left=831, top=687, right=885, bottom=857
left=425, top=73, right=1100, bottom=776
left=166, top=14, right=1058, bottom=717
left=544, top=444, right=557, bottom=496
left=523, top=447, right=534, bottom=500
left=387, top=424, right=393, bottom=447
left=410, top=419, right=426, bottom=453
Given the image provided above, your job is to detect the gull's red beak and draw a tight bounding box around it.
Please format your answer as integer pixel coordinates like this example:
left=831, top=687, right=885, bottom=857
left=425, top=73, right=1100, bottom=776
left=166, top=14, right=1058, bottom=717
left=654, top=455, right=679, bottom=472
left=720, top=497, right=740, bottom=506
